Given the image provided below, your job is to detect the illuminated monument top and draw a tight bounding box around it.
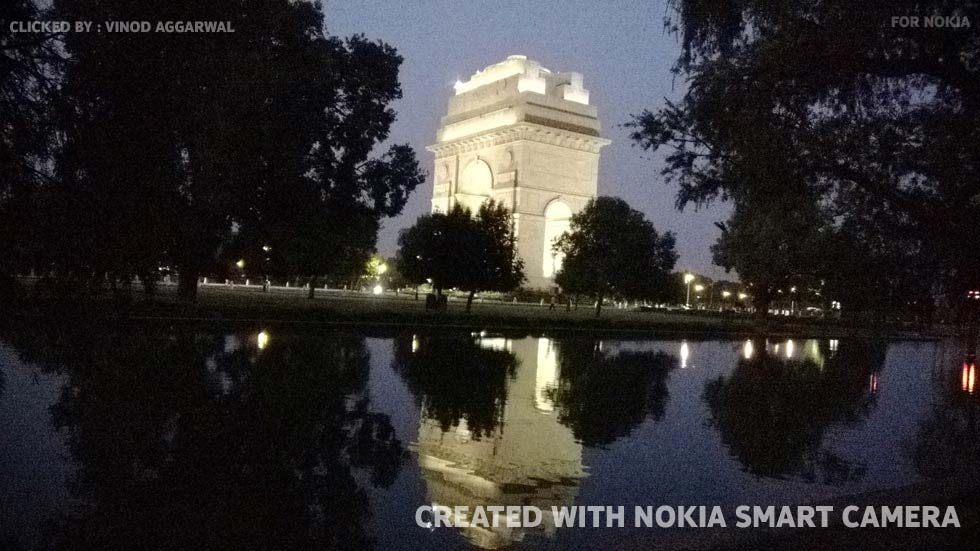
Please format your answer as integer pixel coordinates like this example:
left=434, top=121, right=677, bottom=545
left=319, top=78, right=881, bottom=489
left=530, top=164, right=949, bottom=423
left=428, top=56, right=610, bottom=290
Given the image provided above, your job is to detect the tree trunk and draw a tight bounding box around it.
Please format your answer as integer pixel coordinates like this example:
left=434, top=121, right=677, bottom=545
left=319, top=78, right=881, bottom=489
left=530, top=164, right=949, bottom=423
left=466, top=289, right=475, bottom=312
left=178, top=267, right=199, bottom=302
left=308, top=275, right=317, bottom=299
left=414, top=285, right=419, bottom=301
left=595, top=292, right=603, bottom=317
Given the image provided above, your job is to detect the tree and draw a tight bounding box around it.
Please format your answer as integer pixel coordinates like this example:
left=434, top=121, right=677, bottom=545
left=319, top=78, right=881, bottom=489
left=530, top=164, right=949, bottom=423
left=396, top=208, right=467, bottom=297
left=392, top=334, right=517, bottom=438
left=0, top=0, right=59, bottom=302
left=396, top=201, right=524, bottom=311
left=704, top=339, right=884, bottom=482
left=48, top=1, right=423, bottom=300
left=467, top=201, right=525, bottom=310
left=554, top=197, right=677, bottom=316
left=711, top=186, right=830, bottom=316
left=548, top=340, right=676, bottom=448
left=3, top=323, right=403, bottom=549
left=630, top=0, right=980, bottom=314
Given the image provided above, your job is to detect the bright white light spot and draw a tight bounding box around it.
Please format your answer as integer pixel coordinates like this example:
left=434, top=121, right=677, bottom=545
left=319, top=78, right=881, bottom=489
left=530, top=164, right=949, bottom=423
left=257, top=330, right=270, bottom=350
left=372, top=284, right=383, bottom=295
left=680, top=341, right=690, bottom=369
left=743, top=340, right=754, bottom=360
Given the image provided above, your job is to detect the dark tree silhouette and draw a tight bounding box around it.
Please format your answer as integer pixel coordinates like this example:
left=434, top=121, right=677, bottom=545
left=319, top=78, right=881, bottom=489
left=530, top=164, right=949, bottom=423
left=392, top=333, right=517, bottom=438
left=44, top=1, right=423, bottom=299
left=397, top=201, right=524, bottom=311
left=703, top=339, right=886, bottom=482
left=554, top=197, right=677, bottom=316
left=467, top=201, right=525, bottom=309
left=2, top=323, right=402, bottom=550
left=547, top=339, right=676, bottom=448
left=630, top=0, right=980, bottom=314
left=711, top=187, right=830, bottom=316
left=0, top=0, right=59, bottom=303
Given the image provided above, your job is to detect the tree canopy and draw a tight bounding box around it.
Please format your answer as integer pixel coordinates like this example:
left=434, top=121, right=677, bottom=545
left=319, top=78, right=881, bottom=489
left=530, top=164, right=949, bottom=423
left=396, top=202, right=525, bottom=311
left=554, top=196, right=677, bottom=316
left=4, top=0, right=424, bottom=301
left=0, top=0, right=59, bottom=300
left=630, top=0, right=979, bottom=315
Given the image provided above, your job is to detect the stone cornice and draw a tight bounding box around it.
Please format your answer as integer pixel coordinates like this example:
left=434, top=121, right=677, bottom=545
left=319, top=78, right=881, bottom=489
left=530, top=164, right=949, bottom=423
left=427, top=122, right=611, bottom=157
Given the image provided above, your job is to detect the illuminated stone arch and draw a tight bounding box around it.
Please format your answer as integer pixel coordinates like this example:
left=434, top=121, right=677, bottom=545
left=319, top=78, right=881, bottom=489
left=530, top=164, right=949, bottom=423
left=456, top=158, right=493, bottom=213
left=542, top=199, right=573, bottom=278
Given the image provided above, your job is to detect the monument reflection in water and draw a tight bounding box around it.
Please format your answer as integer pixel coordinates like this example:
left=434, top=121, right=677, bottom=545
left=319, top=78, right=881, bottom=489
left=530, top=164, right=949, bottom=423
left=393, top=334, right=675, bottom=548
left=1, top=326, right=979, bottom=550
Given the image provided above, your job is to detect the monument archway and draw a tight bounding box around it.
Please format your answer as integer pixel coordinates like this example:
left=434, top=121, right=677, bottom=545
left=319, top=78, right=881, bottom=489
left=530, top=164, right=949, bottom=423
left=542, top=199, right=573, bottom=278
left=456, top=159, right=493, bottom=213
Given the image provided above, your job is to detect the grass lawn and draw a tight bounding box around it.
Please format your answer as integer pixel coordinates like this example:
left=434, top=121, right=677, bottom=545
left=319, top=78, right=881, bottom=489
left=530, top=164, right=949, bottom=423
left=5, top=281, right=947, bottom=339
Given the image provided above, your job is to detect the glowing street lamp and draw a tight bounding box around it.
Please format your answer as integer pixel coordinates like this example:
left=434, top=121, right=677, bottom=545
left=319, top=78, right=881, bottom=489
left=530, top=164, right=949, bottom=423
left=683, top=273, right=695, bottom=307
left=721, top=290, right=732, bottom=299
left=235, top=259, right=245, bottom=269
left=693, top=284, right=705, bottom=309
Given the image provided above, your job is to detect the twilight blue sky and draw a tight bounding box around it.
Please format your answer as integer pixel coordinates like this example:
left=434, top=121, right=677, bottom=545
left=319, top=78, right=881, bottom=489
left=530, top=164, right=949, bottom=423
left=325, top=0, right=731, bottom=279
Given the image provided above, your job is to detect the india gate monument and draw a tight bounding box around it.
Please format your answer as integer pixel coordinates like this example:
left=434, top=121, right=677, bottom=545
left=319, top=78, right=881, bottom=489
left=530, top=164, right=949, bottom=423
left=427, top=56, right=610, bottom=290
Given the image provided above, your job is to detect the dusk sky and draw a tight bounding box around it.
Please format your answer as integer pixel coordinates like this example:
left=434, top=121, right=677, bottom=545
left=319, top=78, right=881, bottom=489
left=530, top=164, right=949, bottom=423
left=326, top=0, right=732, bottom=279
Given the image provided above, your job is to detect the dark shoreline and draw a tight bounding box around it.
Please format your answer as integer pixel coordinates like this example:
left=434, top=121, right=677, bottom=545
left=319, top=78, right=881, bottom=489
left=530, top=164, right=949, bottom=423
left=2, top=284, right=961, bottom=341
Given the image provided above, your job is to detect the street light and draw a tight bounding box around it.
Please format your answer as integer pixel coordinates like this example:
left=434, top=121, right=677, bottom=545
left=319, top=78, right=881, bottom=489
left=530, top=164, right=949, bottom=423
left=235, top=259, right=245, bottom=269
left=721, top=290, right=732, bottom=299
left=693, top=284, right=705, bottom=309
left=684, top=273, right=695, bottom=307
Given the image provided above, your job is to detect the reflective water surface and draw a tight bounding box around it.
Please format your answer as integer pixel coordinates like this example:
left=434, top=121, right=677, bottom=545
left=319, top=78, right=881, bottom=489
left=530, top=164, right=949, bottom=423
left=0, top=325, right=977, bottom=549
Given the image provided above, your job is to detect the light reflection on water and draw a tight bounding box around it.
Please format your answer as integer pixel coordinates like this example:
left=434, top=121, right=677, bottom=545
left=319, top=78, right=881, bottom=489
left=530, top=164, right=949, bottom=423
left=0, top=327, right=977, bottom=550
